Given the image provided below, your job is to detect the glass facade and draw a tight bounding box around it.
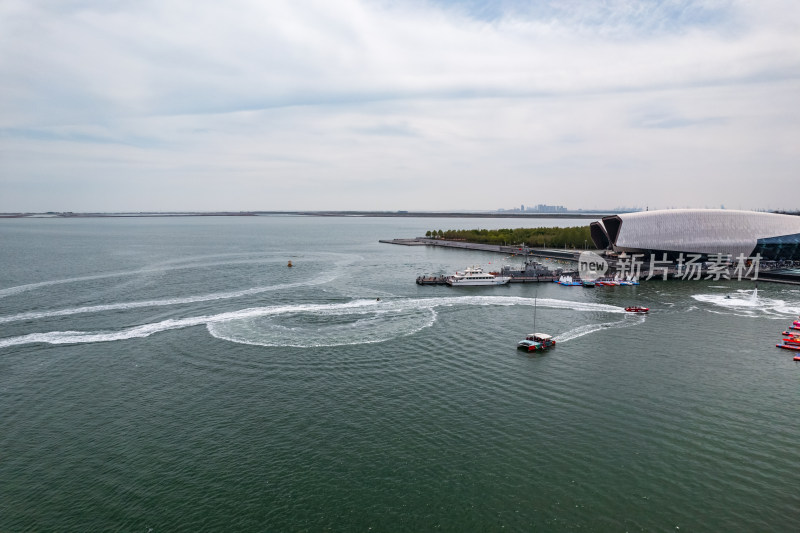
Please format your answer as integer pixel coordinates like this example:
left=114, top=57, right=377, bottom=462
left=754, top=232, right=800, bottom=260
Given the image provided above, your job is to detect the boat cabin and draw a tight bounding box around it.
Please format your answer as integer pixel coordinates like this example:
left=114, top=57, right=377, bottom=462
left=517, top=339, right=542, bottom=351
left=518, top=333, right=556, bottom=351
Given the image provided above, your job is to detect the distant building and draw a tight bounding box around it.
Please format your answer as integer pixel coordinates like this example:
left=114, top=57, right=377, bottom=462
left=517, top=204, right=568, bottom=213
left=590, top=209, right=800, bottom=260
left=531, top=204, right=567, bottom=213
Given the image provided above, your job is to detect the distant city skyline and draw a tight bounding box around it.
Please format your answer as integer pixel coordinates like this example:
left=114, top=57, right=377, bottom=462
left=2, top=1, right=799, bottom=212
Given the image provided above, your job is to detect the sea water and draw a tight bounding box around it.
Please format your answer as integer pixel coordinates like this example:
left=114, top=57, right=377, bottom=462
left=1, top=216, right=798, bottom=531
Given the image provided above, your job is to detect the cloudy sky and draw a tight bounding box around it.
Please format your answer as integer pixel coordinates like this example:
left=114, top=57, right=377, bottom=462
left=1, top=0, right=798, bottom=212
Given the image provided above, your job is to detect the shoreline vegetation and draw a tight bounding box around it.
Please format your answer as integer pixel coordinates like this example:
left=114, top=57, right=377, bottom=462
left=425, top=226, right=593, bottom=249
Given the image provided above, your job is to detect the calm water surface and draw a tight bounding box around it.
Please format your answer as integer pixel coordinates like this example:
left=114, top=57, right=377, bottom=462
left=1, top=216, right=798, bottom=531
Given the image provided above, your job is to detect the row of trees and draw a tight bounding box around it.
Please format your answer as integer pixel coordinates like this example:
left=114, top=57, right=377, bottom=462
left=424, top=226, right=593, bottom=248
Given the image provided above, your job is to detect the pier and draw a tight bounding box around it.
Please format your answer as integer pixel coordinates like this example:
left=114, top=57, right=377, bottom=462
left=416, top=274, right=561, bottom=285
left=380, top=238, right=582, bottom=261
left=384, top=237, right=800, bottom=285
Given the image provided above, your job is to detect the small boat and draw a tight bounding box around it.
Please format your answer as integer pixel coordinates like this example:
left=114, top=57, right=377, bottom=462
left=776, top=343, right=800, bottom=351
left=287, top=260, right=293, bottom=267
left=517, top=296, right=555, bottom=352
left=582, top=280, right=595, bottom=287
left=556, top=275, right=581, bottom=286
left=625, top=306, right=649, bottom=313
left=518, top=333, right=556, bottom=352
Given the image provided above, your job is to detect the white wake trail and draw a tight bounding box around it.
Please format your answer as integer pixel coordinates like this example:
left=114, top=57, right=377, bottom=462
left=0, top=267, right=343, bottom=325
left=0, top=300, right=380, bottom=349
left=692, top=289, right=800, bottom=317
left=555, top=313, right=646, bottom=343
left=0, top=296, right=628, bottom=350
left=0, top=252, right=358, bottom=299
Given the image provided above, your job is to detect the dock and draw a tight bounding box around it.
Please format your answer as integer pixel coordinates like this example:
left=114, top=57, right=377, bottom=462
left=388, top=238, right=800, bottom=285
left=416, top=275, right=560, bottom=285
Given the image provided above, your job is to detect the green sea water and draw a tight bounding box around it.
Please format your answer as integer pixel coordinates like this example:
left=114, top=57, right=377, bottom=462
left=1, top=216, right=798, bottom=531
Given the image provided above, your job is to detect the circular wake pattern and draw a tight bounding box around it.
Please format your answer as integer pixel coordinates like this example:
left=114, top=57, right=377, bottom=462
left=692, top=288, right=800, bottom=318
left=208, top=305, right=436, bottom=347
left=0, top=296, right=627, bottom=350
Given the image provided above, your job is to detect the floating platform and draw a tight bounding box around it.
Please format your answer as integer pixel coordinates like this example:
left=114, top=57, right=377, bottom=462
left=416, top=276, right=448, bottom=285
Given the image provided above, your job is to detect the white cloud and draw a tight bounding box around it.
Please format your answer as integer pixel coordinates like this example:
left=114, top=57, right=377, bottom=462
left=1, top=0, right=799, bottom=211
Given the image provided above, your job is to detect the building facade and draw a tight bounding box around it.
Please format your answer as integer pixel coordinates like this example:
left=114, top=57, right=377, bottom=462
left=590, top=209, right=800, bottom=260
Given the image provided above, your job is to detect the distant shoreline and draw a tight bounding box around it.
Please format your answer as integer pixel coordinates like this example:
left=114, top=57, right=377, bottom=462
left=0, top=211, right=614, bottom=219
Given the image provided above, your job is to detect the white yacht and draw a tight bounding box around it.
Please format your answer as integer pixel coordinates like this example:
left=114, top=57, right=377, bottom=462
left=446, top=266, right=511, bottom=286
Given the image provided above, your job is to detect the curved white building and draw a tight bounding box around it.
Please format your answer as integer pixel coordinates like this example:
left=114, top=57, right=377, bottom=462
left=590, top=209, right=800, bottom=260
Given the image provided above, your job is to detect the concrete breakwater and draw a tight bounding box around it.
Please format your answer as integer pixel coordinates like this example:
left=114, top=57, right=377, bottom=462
left=379, top=238, right=582, bottom=261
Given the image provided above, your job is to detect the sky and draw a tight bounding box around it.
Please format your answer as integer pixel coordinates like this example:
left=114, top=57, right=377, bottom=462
left=1, top=0, right=799, bottom=212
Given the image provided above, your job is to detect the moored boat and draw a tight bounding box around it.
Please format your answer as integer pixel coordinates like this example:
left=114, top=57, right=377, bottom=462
left=776, top=342, right=800, bottom=351
left=446, top=265, right=511, bottom=286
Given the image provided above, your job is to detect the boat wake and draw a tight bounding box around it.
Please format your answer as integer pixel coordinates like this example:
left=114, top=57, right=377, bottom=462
left=555, top=313, right=646, bottom=343
left=0, top=251, right=357, bottom=300
left=0, top=296, right=627, bottom=350
left=691, top=289, right=800, bottom=318
left=0, top=268, right=344, bottom=325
